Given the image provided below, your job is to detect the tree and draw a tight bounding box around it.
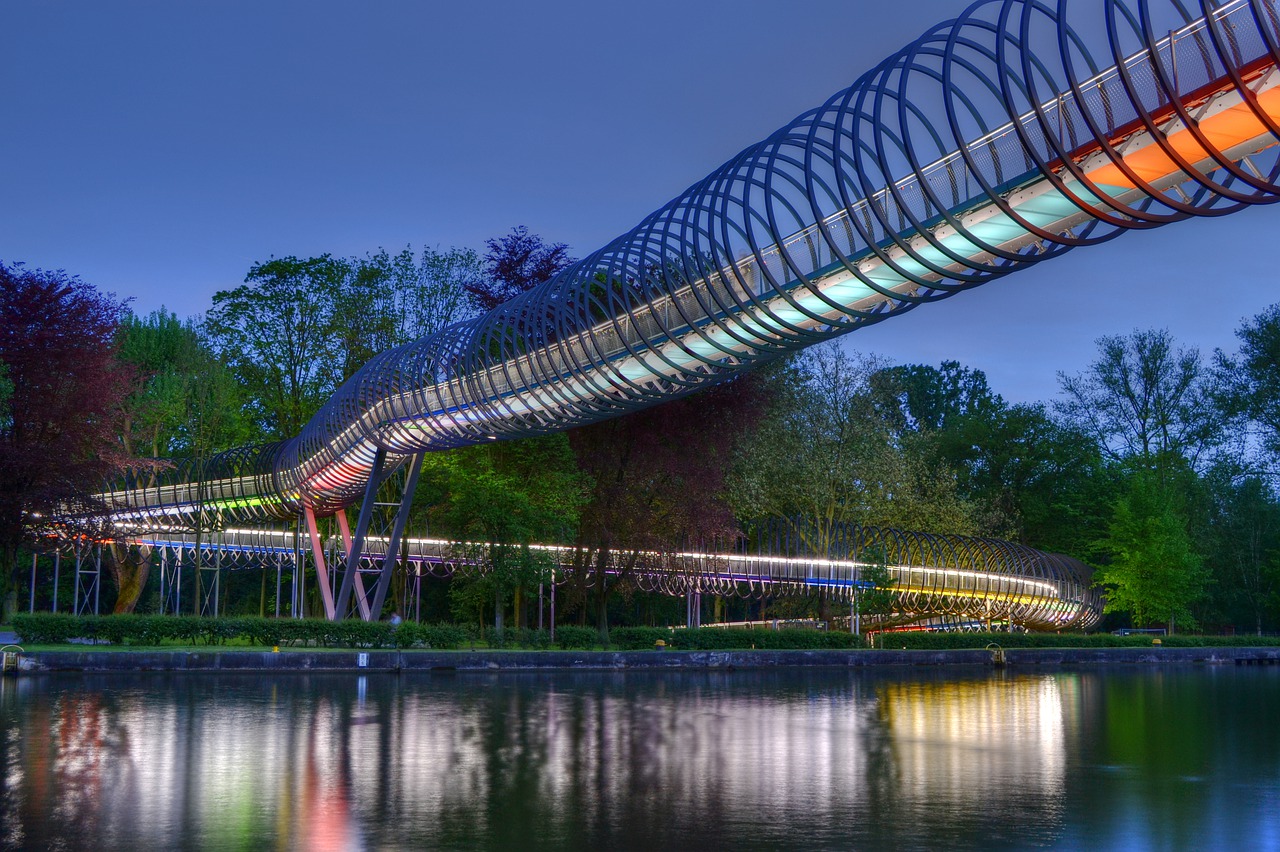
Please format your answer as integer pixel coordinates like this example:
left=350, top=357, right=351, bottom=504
left=468, top=226, right=573, bottom=311
left=1057, top=329, right=1220, bottom=469
left=1216, top=304, right=1280, bottom=472
left=109, top=310, right=253, bottom=613
left=854, top=545, right=897, bottom=638
left=872, top=360, right=1003, bottom=434
left=350, top=245, right=483, bottom=344
left=0, top=262, right=132, bottom=620
left=429, top=434, right=583, bottom=635
left=728, top=344, right=979, bottom=626
left=117, top=310, right=253, bottom=459
left=1094, top=469, right=1209, bottom=632
left=569, top=372, right=770, bottom=640
left=1202, top=465, right=1280, bottom=635
left=204, top=255, right=348, bottom=439
left=730, top=344, right=980, bottom=542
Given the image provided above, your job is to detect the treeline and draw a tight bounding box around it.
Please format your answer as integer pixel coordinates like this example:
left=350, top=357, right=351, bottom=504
left=4, top=234, right=1280, bottom=636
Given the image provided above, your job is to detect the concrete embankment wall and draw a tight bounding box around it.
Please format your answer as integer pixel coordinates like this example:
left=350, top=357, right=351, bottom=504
left=10, top=646, right=1280, bottom=674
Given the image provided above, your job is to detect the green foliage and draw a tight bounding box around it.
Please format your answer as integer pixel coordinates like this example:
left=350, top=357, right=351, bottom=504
left=117, top=310, right=253, bottom=458
left=204, top=255, right=351, bottom=438
left=729, top=344, right=981, bottom=544
left=1095, top=470, right=1209, bottom=631
left=609, top=626, right=672, bottom=649
left=396, top=622, right=470, bottom=649
left=857, top=546, right=897, bottom=622
left=12, top=613, right=81, bottom=644
left=1057, top=328, right=1221, bottom=466
left=610, top=626, right=863, bottom=650
left=553, top=625, right=598, bottom=649
left=667, top=627, right=863, bottom=650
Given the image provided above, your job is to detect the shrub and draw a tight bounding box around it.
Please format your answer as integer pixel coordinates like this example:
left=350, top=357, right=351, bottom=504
left=402, top=623, right=469, bottom=649
left=656, top=627, right=862, bottom=651
left=12, top=613, right=80, bottom=644
left=554, top=625, right=598, bottom=649
left=610, top=626, right=671, bottom=650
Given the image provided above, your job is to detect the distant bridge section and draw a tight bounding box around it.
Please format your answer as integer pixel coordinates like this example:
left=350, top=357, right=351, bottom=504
left=123, top=521, right=1100, bottom=631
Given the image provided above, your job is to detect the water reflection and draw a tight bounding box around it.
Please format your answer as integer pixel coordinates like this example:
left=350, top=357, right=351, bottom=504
left=1, top=666, right=1276, bottom=850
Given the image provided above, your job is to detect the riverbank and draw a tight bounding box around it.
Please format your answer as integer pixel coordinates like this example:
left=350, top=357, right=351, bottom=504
left=8, top=645, right=1280, bottom=673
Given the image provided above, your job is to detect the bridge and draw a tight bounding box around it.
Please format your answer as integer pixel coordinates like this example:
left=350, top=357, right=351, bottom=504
left=64, top=0, right=1280, bottom=626
left=86, top=521, right=1092, bottom=631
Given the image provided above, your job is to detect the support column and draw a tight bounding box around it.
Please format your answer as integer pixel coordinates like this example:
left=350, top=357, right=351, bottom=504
left=304, top=506, right=337, bottom=621
left=73, top=545, right=101, bottom=617
left=335, top=448, right=387, bottom=619
left=51, top=550, right=60, bottom=613
left=368, top=453, right=424, bottom=620
left=334, top=512, right=371, bottom=621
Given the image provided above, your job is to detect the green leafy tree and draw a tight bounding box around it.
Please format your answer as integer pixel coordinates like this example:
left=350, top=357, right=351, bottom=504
left=430, top=435, right=583, bottom=636
left=1057, top=329, right=1221, bottom=469
left=110, top=310, right=254, bottom=612
left=352, top=245, right=483, bottom=341
left=1094, top=470, right=1209, bottom=632
left=730, top=345, right=979, bottom=543
left=1202, top=465, right=1280, bottom=635
left=854, top=545, right=897, bottom=638
left=729, top=344, right=978, bottom=625
left=204, top=255, right=348, bottom=439
left=117, top=310, right=254, bottom=459
left=1216, top=304, right=1280, bottom=473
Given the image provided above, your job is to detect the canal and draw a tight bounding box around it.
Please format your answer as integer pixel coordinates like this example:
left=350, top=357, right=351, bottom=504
left=1, top=666, right=1277, bottom=850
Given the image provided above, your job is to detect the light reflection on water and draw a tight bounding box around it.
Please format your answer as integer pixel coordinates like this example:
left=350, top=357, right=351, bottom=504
left=0, top=666, right=1277, bottom=850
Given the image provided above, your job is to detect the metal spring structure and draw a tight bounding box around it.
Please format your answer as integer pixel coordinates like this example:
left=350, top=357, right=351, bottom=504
left=84, top=0, right=1280, bottom=626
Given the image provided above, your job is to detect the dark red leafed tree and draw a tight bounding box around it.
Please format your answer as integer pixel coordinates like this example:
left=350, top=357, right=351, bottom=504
left=568, top=372, right=771, bottom=639
left=467, top=226, right=573, bottom=311
left=0, top=262, right=132, bottom=619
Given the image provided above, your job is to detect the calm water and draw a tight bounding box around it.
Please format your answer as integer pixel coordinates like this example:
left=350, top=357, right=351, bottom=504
left=0, top=665, right=1277, bottom=851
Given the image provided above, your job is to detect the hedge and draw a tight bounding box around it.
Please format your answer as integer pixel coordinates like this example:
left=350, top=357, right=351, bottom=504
left=610, top=626, right=865, bottom=650
left=10, top=613, right=470, bottom=650
left=13, top=613, right=1278, bottom=651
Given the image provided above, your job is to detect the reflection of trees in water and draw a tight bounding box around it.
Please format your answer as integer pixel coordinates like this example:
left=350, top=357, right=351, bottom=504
left=854, top=672, right=1074, bottom=848
left=14, top=669, right=1274, bottom=849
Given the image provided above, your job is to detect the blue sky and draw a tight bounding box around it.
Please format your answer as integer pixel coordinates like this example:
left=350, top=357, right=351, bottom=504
left=4, top=0, right=1276, bottom=404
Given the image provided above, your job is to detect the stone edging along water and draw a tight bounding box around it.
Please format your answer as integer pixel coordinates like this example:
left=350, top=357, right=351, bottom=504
left=8, top=646, right=1280, bottom=674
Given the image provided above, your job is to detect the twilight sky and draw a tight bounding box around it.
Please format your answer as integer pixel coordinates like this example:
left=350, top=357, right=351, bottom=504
left=3, top=0, right=1276, bottom=404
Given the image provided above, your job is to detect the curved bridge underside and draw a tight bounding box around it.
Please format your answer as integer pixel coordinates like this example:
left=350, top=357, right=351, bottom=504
left=83, top=0, right=1280, bottom=626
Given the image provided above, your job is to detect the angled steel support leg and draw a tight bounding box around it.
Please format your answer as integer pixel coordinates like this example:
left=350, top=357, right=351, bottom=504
left=335, top=448, right=387, bottom=618
left=368, top=452, right=424, bottom=620
left=304, top=505, right=337, bottom=621
left=334, top=511, right=371, bottom=621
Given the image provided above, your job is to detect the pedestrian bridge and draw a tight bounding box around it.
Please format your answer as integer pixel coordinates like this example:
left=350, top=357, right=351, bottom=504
left=119, top=522, right=1099, bottom=631
left=69, top=0, right=1280, bottom=623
